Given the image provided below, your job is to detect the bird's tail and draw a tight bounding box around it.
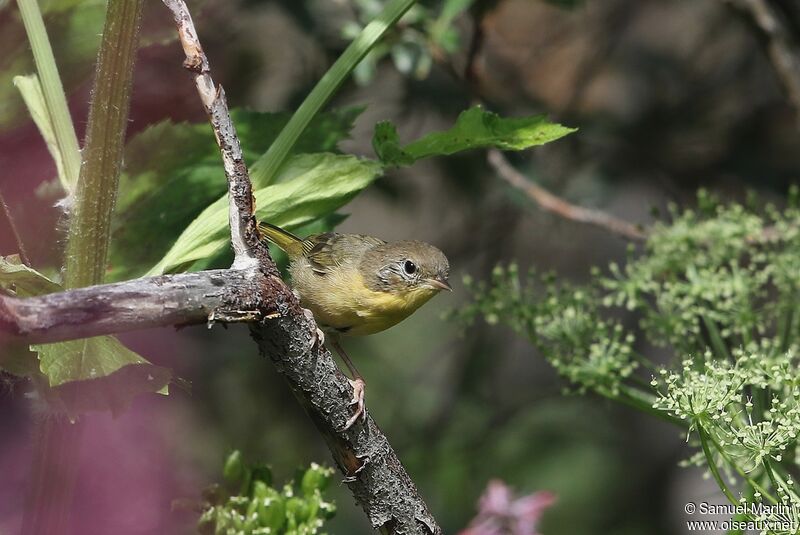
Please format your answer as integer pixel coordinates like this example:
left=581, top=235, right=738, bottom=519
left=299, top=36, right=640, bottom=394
left=257, top=221, right=304, bottom=257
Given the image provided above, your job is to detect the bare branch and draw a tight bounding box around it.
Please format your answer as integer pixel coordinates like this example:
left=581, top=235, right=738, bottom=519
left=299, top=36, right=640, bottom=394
left=487, top=149, right=647, bottom=241
left=160, top=1, right=443, bottom=531
left=728, top=0, right=800, bottom=123
left=0, top=270, right=265, bottom=345
left=162, top=0, right=266, bottom=270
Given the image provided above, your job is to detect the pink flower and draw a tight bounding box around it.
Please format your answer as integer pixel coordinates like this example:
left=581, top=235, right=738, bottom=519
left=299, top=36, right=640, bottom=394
left=459, top=480, right=556, bottom=535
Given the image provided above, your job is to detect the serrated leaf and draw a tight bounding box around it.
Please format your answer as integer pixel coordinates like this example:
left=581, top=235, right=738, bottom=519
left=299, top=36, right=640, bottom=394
left=146, top=153, right=383, bottom=275
left=373, top=105, right=577, bottom=166
left=30, top=336, right=171, bottom=414
left=33, top=336, right=159, bottom=387
left=37, top=353, right=173, bottom=416
left=0, top=255, right=60, bottom=377
left=0, top=254, right=61, bottom=296
left=110, top=108, right=364, bottom=280
left=0, top=256, right=170, bottom=410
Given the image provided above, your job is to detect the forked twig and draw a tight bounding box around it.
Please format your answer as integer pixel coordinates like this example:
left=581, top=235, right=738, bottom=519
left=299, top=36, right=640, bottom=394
left=160, top=1, right=442, bottom=532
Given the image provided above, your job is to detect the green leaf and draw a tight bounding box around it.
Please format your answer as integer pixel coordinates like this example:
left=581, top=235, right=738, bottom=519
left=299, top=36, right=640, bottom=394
left=14, top=0, right=84, bottom=190
left=372, top=121, right=415, bottom=166
left=109, top=108, right=363, bottom=281
left=13, top=74, right=72, bottom=191
left=0, top=342, right=39, bottom=377
left=430, top=0, right=474, bottom=51
left=0, top=257, right=170, bottom=409
left=32, top=336, right=171, bottom=415
left=146, top=153, right=383, bottom=275
left=0, top=254, right=61, bottom=296
left=373, top=105, right=577, bottom=166
left=32, top=335, right=165, bottom=388
left=2, top=0, right=193, bottom=131
left=249, top=0, right=416, bottom=186
left=0, top=255, right=59, bottom=377
left=223, top=450, right=246, bottom=486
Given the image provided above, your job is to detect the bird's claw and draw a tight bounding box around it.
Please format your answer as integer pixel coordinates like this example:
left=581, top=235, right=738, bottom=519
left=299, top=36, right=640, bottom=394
left=303, top=308, right=325, bottom=348
left=344, top=378, right=366, bottom=430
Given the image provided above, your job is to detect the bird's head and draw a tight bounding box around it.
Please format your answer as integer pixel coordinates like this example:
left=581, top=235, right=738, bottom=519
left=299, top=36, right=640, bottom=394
left=361, top=240, right=451, bottom=303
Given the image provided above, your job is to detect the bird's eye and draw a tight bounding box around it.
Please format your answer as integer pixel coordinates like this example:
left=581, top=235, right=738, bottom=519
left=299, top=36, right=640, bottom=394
left=403, top=260, right=417, bottom=275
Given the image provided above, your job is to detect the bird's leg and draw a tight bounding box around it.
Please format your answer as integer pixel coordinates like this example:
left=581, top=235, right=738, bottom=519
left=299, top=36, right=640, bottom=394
left=330, top=335, right=366, bottom=430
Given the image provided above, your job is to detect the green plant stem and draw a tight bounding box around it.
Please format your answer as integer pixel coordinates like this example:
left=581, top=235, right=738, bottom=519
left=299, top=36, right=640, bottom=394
left=21, top=414, right=84, bottom=535
left=22, top=1, right=144, bottom=532
left=64, top=0, right=145, bottom=288
left=698, top=425, right=739, bottom=505
left=702, top=316, right=733, bottom=364
left=612, top=384, right=684, bottom=426
left=249, top=0, right=416, bottom=187
left=706, top=431, right=777, bottom=504
left=15, top=0, right=81, bottom=192
left=763, top=459, right=783, bottom=496
left=727, top=484, right=753, bottom=535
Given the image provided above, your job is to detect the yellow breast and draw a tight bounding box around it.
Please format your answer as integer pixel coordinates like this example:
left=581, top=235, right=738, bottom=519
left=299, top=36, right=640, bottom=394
left=289, top=262, right=438, bottom=336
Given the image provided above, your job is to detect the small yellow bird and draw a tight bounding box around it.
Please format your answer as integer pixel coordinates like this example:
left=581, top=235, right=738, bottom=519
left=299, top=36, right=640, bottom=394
left=258, top=221, right=452, bottom=428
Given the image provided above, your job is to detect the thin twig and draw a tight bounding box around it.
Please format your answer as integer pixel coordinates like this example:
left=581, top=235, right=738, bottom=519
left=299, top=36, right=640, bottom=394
left=432, top=12, right=648, bottom=243
left=728, top=0, right=800, bottom=124
left=162, top=0, right=263, bottom=270
left=487, top=149, right=647, bottom=241
left=0, top=188, right=30, bottom=265
left=161, top=1, right=442, bottom=532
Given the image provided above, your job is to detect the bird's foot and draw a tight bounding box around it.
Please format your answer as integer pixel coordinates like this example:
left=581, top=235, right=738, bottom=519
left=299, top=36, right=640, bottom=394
left=303, top=308, right=325, bottom=348
left=344, top=378, right=366, bottom=430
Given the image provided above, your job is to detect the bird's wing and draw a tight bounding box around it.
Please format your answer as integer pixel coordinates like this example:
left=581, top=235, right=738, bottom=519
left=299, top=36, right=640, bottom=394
left=302, top=233, right=385, bottom=275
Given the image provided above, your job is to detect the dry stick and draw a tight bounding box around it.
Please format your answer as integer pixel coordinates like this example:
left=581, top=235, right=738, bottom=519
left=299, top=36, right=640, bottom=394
left=0, top=188, right=31, bottom=265
left=161, top=1, right=442, bottom=532
left=729, top=0, right=800, bottom=124
left=487, top=149, right=647, bottom=241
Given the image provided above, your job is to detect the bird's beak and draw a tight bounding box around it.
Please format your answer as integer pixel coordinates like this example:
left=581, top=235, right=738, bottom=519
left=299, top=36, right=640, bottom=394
left=426, top=277, right=452, bottom=292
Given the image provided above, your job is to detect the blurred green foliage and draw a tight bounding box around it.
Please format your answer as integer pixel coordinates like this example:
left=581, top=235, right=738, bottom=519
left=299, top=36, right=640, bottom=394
left=198, top=450, right=336, bottom=535
left=344, top=0, right=474, bottom=84
left=459, top=190, right=800, bottom=527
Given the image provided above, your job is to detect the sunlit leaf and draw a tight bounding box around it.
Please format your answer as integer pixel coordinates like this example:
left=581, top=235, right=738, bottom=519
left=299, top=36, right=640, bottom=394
left=13, top=74, right=72, bottom=191
left=373, top=105, right=577, bottom=166
left=34, top=335, right=167, bottom=387
left=110, top=108, right=364, bottom=280
left=146, top=153, right=383, bottom=275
